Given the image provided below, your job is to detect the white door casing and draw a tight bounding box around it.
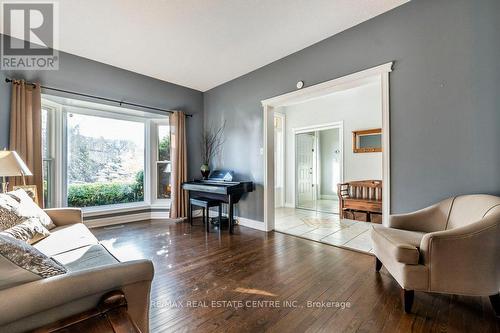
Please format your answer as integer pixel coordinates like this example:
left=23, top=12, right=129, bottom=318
left=274, top=113, right=285, bottom=207
left=262, top=62, right=393, bottom=232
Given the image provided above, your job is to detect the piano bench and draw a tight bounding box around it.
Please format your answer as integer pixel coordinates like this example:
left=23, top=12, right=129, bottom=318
left=189, top=198, right=223, bottom=233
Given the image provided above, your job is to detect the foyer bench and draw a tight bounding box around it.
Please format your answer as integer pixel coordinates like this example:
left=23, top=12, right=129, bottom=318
left=338, top=180, right=382, bottom=223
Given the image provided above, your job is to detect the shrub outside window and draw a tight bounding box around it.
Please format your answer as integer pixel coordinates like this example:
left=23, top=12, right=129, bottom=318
left=66, top=113, right=145, bottom=207
left=156, top=124, right=171, bottom=199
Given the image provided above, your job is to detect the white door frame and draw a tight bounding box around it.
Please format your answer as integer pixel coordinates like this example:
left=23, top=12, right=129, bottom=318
left=262, top=62, right=393, bottom=232
left=274, top=112, right=286, bottom=208
left=292, top=122, right=344, bottom=209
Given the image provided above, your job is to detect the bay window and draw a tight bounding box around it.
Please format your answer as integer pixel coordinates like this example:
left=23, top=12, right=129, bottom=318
left=41, top=95, right=171, bottom=212
left=66, top=113, right=145, bottom=207
left=156, top=124, right=171, bottom=199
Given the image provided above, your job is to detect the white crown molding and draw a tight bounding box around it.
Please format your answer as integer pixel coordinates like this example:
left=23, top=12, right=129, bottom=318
left=262, top=62, right=393, bottom=107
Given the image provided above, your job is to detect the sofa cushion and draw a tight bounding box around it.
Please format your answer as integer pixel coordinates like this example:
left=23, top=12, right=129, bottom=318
left=33, top=223, right=98, bottom=256
left=0, top=234, right=66, bottom=290
left=371, top=225, right=425, bottom=265
left=1, top=218, right=51, bottom=244
left=0, top=189, right=55, bottom=231
left=52, top=244, right=119, bottom=272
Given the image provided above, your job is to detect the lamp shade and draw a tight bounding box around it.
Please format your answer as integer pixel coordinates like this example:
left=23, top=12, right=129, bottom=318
left=164, top=162, right=172, bottom=173
left=0, top=151, right=32, bottom=177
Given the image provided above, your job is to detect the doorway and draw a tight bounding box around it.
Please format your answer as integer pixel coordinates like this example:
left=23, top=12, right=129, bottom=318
left=263, top=62, right=392, bottom=233
left=295, top=125, right=342, bottom=214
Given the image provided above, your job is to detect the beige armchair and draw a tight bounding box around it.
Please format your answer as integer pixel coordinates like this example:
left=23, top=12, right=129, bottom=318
left=371, top=194, right=500, bottom=316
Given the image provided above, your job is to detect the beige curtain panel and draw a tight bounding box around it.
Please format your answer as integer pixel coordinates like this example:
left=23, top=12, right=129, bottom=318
left=170, top=111, right=188, bottom=218
left=9, top=80, right=43, bottom=207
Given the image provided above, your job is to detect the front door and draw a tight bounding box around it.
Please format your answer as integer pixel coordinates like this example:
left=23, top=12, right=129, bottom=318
left=296, top=132, right=315, bottom=210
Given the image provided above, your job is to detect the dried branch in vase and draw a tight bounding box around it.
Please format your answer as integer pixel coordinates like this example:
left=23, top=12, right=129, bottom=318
left=201, top=121, right=226, bottom=167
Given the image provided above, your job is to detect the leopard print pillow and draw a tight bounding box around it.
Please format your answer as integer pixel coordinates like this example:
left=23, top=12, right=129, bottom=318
left=0, top=193, right=23, bottom=231
left=0, top=190, right=55, bottom=236
left=0, top=218, right=51, bottom=244
left=0, top=234, right=67, bottom=278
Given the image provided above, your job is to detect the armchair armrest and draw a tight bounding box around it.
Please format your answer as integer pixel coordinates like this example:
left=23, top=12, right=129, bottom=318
left=419, top=216, right=500, bottom=295
left=44, top=208, right=83, bottom=226
left=387, top=197, right=453, bottom=233
left=0, top=259, right=154, bottom=333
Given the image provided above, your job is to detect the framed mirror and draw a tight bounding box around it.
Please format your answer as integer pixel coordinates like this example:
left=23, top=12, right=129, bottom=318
left=353, top=128, right=382, bottom=153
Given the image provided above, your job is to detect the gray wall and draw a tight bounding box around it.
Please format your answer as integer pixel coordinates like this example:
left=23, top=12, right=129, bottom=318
left=0, top=36, right=204, bottom=179
left=204, top=0, right=500, bottom=222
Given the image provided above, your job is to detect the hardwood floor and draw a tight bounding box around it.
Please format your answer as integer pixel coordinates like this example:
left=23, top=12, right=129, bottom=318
left=92, top=219, right=499, bottom=333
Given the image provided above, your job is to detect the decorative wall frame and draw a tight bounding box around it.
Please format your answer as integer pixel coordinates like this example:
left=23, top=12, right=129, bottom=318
left=353, top=128, right=382, bottom=153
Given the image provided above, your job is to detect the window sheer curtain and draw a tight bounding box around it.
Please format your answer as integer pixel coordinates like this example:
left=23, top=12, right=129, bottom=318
left=9, top=80, right=43, bottom=207
left=170, top=111, right=188, bottom=218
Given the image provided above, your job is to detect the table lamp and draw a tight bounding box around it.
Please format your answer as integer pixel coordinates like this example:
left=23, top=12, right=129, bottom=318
left=0, top=151, right=32, bottom=193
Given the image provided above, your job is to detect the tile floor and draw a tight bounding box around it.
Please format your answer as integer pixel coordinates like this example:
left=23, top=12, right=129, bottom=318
left=275, top=207, right=375, bottom=254
left=296, top=199, right=339, bottom=214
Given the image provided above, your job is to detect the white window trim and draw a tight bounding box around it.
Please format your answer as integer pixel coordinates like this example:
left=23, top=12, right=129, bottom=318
left=42, top=96, right=171, bottom=215
left=150, top=119, right=172, bottom=208
left=42, top=99, right=64, bottom=208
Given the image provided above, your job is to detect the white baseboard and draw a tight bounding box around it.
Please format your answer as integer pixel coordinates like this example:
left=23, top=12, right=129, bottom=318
left=321, top=194, right=338, bottom=200
left=85, top=212, right=152, bottom=229
left=284, top=202, right=295, bottom=208
left=150, top=210, right=205, bottom=219
left=84, top=208, right=266, bottom=232
left=237, top=216, right=267, bottom=231
left=150, top=211, right=170, bottom=220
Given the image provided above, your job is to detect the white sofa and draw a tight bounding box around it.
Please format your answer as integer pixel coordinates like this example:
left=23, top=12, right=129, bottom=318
left=0, top=208, right=154, bottom=333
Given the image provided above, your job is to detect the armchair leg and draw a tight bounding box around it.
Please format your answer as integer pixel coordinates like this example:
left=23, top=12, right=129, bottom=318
left=375, top=257, right=382, bottom=272
left=490, top=293, right=500, bottom=318
left=401, top=289, right=414, bottom=313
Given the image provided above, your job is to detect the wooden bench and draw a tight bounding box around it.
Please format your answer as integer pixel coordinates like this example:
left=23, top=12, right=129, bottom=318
left=338, top=180, right=382, bottom=223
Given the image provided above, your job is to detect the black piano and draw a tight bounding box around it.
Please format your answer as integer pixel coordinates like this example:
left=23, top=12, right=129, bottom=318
left=182, top=170, right=253, bottom=234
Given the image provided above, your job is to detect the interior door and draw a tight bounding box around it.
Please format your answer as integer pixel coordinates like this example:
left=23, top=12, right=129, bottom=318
left=296, top=132, right=315, bottom=210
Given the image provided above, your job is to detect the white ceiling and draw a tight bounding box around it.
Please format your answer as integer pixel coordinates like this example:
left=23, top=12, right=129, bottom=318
left=11, top=0, right=408, bottom=91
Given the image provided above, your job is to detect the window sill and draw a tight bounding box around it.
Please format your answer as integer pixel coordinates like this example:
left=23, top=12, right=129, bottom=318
left=82, top=202, right=151, bottom=217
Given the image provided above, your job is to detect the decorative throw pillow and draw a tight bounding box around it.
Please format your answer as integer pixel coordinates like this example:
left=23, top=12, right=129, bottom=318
left=0, top=218, right=51, bottom=244
left=0, top=192, right=23, bottom=231
left=10, top=189, right=55, bottom=229
left=0, top=189, right=55, bottom=232
left=0, top=234, right=66, bottom=290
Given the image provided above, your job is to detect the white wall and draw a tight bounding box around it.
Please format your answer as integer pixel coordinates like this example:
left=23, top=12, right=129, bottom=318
left=280, top=81, right=382, bottom=206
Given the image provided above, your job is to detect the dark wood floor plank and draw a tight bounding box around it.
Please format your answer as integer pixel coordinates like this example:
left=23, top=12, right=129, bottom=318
left=92, top=219, right=500, bottom=333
